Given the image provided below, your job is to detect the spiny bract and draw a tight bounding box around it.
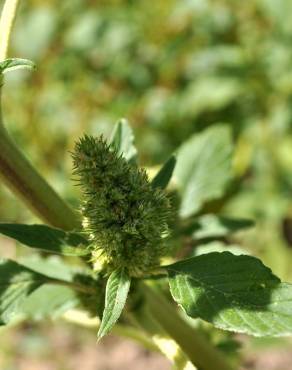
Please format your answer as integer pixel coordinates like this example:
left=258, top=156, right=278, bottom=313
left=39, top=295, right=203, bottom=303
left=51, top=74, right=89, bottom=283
left=72, top=135, right=171, bottom=276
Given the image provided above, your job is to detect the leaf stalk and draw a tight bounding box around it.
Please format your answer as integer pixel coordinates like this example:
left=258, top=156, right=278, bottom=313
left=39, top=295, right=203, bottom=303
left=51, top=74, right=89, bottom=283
left=143, top=283, right=234, bottom=370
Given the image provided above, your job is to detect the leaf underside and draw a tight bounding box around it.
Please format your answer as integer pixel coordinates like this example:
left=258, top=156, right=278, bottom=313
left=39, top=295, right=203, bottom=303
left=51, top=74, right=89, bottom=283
left=22, top=285, right=79, bottom=320
left=167, top=252, right=292, bottom=337
left=0, top=259, right=49, bottom=324
left=0, top=58, right=35, bottom=74
left=19, top=256, right=102, bottom=319
left=110, top=118, right=137, bottom=162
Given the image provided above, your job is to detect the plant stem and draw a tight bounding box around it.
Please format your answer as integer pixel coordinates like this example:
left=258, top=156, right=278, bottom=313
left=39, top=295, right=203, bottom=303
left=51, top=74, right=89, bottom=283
left=143, top=283, right=233, bottom=370
left=0, top=119, right=81, bottom=230
left=62, top=309, right=160, bottom=353
left=131, top=304, right=197, bottom=369
left=0, top=0, right=81, bottom=230
left=0, top=0, right=20, bottom=61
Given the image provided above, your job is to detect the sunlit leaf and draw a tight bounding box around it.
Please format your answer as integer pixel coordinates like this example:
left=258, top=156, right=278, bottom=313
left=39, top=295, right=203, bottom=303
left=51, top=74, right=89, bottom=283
left=110, top=118, right=137, bottom=162
left=174, top=125, right=233, bottom=218
left=167, top=252, right=292, bottom=336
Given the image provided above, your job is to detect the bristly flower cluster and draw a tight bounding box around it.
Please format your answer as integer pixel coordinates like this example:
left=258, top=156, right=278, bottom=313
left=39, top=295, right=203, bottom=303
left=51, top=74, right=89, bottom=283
left=72, top=135, right=171, bottom=276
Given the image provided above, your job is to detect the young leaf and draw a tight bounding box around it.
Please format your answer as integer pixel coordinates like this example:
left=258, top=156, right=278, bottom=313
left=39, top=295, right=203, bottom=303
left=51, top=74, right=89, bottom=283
left=0, top=58, right=35, bottom=74
left=174, top=125, right=233, bottom=218
left=166, top=252, right=292, bottom=336
left=0, top=259, right=49, bottom=324
left=110, top=118, right=137, bottom=162
left=151, top=155, right=176, bottom=190
left=0, top=223, right=89, bottom=256
left=98, top=268, right=131, bottom=340
left=189, top=214, right=254, bottom=240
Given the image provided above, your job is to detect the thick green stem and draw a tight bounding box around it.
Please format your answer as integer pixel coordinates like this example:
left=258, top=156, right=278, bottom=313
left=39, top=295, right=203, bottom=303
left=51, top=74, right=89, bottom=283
left=143, top=284, right=233, bottom=370
left=0, top=0, right=20, bottom=61
left=0, top=119, right=81, bottom=230
left=0, top=0, right=81, bottom=230
left=131, top=304, right=196, bottom=369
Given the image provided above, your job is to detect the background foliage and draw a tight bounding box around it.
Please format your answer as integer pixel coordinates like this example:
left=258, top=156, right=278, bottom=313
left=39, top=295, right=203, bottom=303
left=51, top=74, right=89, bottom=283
left=1, top=0, right=292, bottom=368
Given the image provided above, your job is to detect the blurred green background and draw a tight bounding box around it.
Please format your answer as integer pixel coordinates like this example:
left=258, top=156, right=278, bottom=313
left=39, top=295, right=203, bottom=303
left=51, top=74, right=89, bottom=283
left=1, top=0, right=292, bottom=368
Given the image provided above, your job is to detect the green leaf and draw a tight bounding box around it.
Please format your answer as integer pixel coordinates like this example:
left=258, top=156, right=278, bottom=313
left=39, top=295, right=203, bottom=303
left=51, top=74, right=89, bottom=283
left=22, top=285, right=79, bottom=320
left=0, top=259, right=49, bottom=324
left=19, top=255, right=79, bottom=282
left=0, top=58, right=35, bottom=74
left=180, top=77, right=242, bottom=118
left=0, top=223, right=89, bottom=256
left=174, top=125, right=233, bottom=218
left=151, top=155, right=176, bottom=190
left=193, top=242, right=248, bottom=257
left=110, top=118, right=137, bottom=162
left=189, top=214, right=254, bottom=240
left=166, top=252, right=292, bottom=337
left=98, top=268, right=131, bottom=339
left=19, top=256, right=104, bottom=319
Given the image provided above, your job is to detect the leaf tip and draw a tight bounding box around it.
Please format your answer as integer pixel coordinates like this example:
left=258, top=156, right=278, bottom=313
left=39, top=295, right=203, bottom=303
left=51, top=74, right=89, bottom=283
left=96, top=329, right=105, bottom=341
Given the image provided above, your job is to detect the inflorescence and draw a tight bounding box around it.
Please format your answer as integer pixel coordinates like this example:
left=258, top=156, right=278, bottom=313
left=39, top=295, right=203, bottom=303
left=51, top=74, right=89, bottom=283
left=72, top=135, right=172, bottom=276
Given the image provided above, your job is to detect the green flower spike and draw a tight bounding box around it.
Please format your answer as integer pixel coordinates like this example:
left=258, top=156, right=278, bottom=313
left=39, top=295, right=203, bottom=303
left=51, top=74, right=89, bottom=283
left=72, top=135, right=171, bottom=276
